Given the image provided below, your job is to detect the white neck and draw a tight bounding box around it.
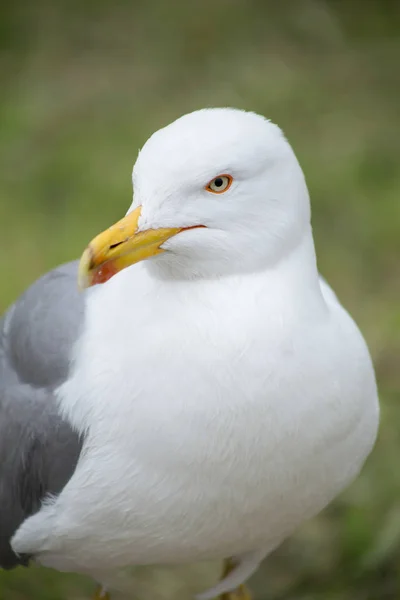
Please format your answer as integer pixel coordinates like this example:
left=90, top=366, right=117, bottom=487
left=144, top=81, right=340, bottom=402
left=87, top=223, right=325, bottom=326
left=60, top=225, right=326, bottom=440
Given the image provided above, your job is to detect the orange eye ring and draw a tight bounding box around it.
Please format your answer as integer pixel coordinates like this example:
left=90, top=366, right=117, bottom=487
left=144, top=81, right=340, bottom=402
left=205, top=174, right=233, bottom=194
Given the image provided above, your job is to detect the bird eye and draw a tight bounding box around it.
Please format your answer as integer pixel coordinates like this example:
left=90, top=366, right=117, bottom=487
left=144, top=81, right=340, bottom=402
left=205, top=175, right=233, bottom=194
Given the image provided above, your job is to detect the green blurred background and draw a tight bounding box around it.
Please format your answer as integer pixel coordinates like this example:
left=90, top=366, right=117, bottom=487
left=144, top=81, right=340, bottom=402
left=0, top=0, right=399, bottom=598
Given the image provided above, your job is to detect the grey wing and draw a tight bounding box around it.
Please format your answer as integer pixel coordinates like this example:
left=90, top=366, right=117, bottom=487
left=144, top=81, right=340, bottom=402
left=0, top=261, right=84, bottom=569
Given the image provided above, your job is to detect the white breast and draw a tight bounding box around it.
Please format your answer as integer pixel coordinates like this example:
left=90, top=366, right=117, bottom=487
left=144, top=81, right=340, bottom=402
left=12, top=254, right=379, bottom=574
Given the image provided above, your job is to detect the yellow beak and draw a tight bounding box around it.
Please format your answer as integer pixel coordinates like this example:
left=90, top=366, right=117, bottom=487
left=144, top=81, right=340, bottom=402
left=78, top=205, right=185, bottom=289
left=78, top=206, right=204, bottom=289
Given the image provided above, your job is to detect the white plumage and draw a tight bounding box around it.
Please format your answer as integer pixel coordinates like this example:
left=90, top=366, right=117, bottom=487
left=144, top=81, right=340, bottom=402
left=12, top=108, right=379, bottom=598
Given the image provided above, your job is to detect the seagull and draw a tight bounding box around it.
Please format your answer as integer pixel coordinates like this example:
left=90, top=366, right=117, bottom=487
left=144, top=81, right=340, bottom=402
left=1, top=108, right=379, bottom=600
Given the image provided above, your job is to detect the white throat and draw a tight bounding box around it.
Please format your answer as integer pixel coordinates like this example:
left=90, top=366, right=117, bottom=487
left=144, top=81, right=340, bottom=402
left=61, top=225, right=326, bottom=430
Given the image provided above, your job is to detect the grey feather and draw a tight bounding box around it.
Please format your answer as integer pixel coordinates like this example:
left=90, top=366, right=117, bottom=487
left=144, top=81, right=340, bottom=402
left=0, top=261, right=84, bottom=569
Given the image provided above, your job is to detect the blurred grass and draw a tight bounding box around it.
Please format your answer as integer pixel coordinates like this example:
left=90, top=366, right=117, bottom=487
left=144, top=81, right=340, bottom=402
left=0, top=0, right=399, bottom=598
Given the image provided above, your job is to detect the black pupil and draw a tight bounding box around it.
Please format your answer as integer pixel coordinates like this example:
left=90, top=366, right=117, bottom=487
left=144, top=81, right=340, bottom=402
left=214, top=177, right=223, bottom=187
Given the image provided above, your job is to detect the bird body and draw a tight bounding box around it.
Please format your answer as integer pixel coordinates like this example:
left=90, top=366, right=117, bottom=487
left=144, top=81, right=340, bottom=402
left=13, top=234, right=377, bottom=573
left=3, top=108, right=379, bottom=598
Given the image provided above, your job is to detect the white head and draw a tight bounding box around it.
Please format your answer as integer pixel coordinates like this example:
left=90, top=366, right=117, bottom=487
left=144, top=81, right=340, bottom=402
left=79, top=108, right=312, bottom=286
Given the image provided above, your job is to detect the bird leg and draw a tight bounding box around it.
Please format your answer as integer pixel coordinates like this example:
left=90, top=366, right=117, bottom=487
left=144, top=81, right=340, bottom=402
left=93, top=585, right=110, bottom=600
left=218, top=557, right=252, bottom=600
left=196, top=548, right=267, bottom=600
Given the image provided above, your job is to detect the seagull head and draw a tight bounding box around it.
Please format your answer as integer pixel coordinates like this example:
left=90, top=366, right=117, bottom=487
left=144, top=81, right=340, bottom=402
left=78, top=108, right=311, bottom=287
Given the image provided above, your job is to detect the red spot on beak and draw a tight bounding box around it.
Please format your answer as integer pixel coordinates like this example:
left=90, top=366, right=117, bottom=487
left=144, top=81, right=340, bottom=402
left=92, top=261, right=119, bottom=286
